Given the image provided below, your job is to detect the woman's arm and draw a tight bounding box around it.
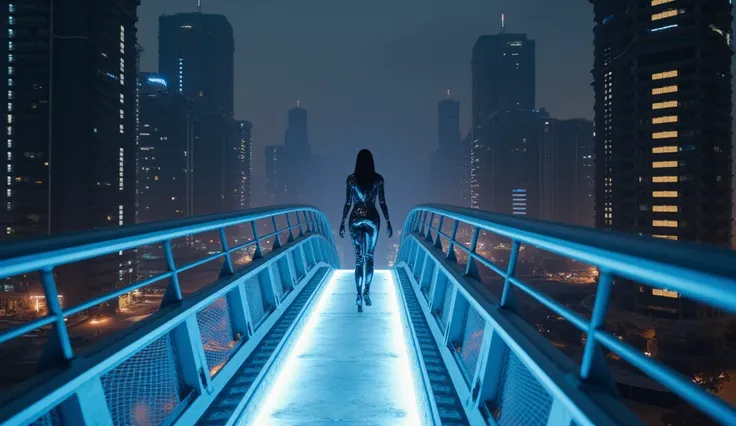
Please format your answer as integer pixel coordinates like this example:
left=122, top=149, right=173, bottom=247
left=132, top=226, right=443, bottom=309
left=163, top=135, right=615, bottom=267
left=378, top=176, right=390, bottom=222
left=341, top=176, right=352, bottom=223
left=378, top=176, right=393, bottom=237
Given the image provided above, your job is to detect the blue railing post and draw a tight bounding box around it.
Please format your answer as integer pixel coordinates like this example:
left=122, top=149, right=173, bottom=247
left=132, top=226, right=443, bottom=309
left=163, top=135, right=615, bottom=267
left=580, top=271, right=617, bottom=394
left=285, top=213, right=295, bottom=243
left=500, top=240, right=521, bottom=313
left=161, top=240, right=183, bottom=308
left=219, top=228, right=235, bottom=278
left=38, top=267, right=73, bottom=369
left=57, top=378, right=115, bottom=426
left=465, top=227, right=480, bottom=280
left=227, top=281, right=253, bottom=339
left=446, top=219, right=459, bottom=262
left=251, top=221, right=264, bottom=260
left=295, top=211, right=305, bottom=237
left=271, top=216, right=282, bottom=250
left=171, top=316, right=213, bottom=394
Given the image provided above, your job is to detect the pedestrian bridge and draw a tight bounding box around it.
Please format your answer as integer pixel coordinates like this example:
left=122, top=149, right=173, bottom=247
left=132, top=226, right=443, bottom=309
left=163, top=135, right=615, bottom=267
left=0, top=205, right=734, bottom=425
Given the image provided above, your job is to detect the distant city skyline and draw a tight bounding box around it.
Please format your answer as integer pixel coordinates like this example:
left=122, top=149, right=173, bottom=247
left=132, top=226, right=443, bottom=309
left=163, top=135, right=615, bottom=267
left=138, top=1, right=598, bottom=205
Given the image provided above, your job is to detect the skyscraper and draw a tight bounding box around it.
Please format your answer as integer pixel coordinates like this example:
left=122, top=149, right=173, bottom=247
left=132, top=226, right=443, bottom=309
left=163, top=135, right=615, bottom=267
left=590, top=0, right=733, bottom=317
left=158, top=12, right=234, bottom=116
left=1, top=0, right=140, bottom=310
left=283, top=105, right=312, bottom=203
left=532, top=119, right=595, bottom=225
left=471, top=30, right=536, bottom=211
left=159, top=12, right=237, bottom=216
left=137, top=73, right=194, bottom=223
left=472, top=109, right=549, bottom=215
left=225, top=121, right=253, bottom=211
left=431, top=95, right=463, bottom=205
left=438, top=96, right=461, bottom=152
left=265, top=146, right=287, bottom=204
left=471, top=32, right=535, bottom=131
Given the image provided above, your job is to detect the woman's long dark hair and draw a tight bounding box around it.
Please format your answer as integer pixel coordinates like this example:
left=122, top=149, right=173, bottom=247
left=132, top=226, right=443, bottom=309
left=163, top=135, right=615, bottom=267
left=354, top=149, right=376, bottom=190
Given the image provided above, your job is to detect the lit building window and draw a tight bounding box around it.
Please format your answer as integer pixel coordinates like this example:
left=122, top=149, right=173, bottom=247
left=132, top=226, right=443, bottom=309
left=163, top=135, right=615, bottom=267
left=653, top=101, right=678, bottom=109
left=652, top=70, right=678, bottom=80
left=653, top=205, right=679, bottom=212
left=651, top=9, right=679, bottom=21
left=652, top=146, right=678, bottom=153
left=653, top=131, right=677, bottom=139
left=653, top=190, right=678, bottom=198
left=653, top=220, right=678, bottom=228
left=652, top=115, right=678, bottom=124
left=652, top=161, right=678, bottom=168
left=652, top=288, right=679, bottom=298
left=652, top=176, right=678, bottom=183
left=652, top=85, right=678, bottom=95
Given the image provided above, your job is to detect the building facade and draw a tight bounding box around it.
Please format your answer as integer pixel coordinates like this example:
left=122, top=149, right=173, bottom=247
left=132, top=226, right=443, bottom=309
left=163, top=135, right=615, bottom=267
left=283, top=106, right=312, bottom=203
left=430, top=96, right=466, bottom=206
left=590, top=0, right=733, bottom=318
left=137, top=73, right=194, bottom=224
left=471, top=32, right=536, bottom=211
left=265, top=145, right=287, bottom=204
left=0, top=0, right=140, bottom=312
left=159, top=12, right=238, bottom=217
left=533, top=119, right=595, bottom=226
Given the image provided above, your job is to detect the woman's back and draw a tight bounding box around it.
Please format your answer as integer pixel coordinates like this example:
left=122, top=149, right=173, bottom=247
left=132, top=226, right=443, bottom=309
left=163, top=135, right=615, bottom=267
left=347, top=173, right=383, bottom=209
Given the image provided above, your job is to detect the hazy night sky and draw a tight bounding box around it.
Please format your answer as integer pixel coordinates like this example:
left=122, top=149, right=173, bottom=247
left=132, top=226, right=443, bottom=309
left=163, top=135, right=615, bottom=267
left=138, top=1, right=592, bottom=187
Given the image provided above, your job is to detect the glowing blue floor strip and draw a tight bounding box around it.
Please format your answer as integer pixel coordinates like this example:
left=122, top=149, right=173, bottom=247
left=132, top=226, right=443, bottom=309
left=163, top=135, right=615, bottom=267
left=252, top=269, right=421, bottom=425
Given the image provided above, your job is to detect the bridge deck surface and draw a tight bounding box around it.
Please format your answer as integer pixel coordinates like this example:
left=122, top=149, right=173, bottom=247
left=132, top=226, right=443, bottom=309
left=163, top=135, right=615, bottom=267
left=253, top=270, right=420, bottom=425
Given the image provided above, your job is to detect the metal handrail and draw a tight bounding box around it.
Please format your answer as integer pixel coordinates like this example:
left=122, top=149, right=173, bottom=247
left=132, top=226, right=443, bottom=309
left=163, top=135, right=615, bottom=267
left=399, top=204, right=736, bottom=425
left=0, top=205, right=337, bottom=364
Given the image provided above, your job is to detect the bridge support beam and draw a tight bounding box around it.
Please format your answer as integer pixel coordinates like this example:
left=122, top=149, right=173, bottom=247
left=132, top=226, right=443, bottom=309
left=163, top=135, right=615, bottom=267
left=57, top=378, right=114, bottom=426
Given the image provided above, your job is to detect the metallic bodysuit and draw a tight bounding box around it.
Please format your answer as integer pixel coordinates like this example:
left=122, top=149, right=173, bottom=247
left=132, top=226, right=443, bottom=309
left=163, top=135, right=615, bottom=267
left=341, top=173, right=390, bottom=297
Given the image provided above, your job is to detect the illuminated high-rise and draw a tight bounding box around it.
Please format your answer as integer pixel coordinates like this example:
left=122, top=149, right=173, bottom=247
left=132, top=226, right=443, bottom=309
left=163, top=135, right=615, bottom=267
left=471, top=30, right=536, bottom=210
left=0, top=0, right=140, bottom=310
left=159, top=12, right=236, bottom=216
left=590, top=0, right=733, bottom=317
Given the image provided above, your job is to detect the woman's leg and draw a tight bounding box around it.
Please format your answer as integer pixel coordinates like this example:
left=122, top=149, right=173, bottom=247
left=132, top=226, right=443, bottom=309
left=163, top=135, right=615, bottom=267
left=349, top=224, right=366, bottom=296
left=363, top=221, right=379, bottom=295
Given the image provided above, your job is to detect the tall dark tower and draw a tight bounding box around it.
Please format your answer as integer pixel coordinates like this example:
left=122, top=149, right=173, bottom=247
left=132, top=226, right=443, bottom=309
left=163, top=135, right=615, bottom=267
left=438, top=94, right=460, bottom=152
left=283, top=105, right=311, bottom=202
left=0, top=0, right=140, bottom=310
left=159, top=12, right=236, bottom=216
left=471, top=30, right=535, bottom=131
left=158, top=12, right=234, bottom=116
left=470, top=25, right=537, bottom=212
left=590, top=0, right=733, bottom=318
left=431, top=93, right=463, bottom=205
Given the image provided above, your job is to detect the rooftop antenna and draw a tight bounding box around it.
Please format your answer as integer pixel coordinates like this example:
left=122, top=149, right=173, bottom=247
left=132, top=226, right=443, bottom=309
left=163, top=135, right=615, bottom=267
left=501, top=13, right=506, bottom=32
left=197, top=0, right=202, bottom=13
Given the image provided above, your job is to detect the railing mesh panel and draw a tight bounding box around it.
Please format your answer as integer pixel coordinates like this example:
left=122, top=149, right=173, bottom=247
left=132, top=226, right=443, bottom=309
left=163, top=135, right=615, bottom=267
left=459, top=306, right=485, bottom=379
left=101, top=334, right=182, bottom=426
left=271, top=263, right=284, bottom=300
left=440, top=280, right=454, bottom=325
left=244, top=275, right=265, bottom=326
left=196, top=296, right=236, bottom=377
left=496, top=349, right=552, bottom=426
left=27, top=409, right=60, bottom=426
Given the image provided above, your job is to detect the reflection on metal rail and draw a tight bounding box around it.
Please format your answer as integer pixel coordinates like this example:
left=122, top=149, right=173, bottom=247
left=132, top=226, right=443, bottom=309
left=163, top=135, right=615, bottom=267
left=397, top=204, right=736, bottom=425
left=0, top=205, right=338, bottom=426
